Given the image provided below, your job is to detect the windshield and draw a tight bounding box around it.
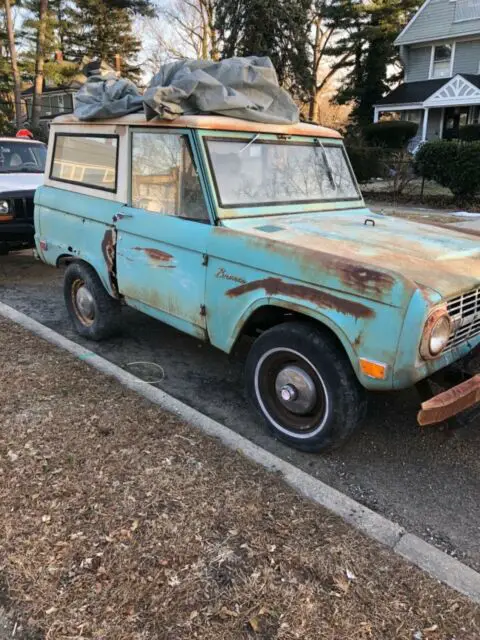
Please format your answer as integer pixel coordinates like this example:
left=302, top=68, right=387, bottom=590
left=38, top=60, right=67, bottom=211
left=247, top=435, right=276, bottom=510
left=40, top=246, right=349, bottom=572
left=0, top=141, right=47, bottom=174
left=205, top=138, right=360, bottom=208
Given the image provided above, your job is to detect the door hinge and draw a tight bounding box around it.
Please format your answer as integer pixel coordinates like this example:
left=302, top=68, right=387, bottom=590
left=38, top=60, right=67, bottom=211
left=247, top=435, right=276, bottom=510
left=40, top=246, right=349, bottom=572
left=202, top=253, right=209, bottom=266
left=200, top=304, right=207, bottom=317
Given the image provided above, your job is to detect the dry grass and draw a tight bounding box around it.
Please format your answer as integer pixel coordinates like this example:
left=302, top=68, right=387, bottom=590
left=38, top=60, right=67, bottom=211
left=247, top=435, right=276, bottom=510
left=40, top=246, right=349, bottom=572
left=0, top=318, right=479, bottom=639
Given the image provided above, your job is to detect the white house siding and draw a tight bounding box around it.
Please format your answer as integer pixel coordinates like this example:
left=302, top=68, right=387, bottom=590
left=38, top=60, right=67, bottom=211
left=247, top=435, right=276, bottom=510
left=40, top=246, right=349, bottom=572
left=453, top=40, right=480, bottom=74
left=397, top=0, right=480, bottom=45
left=405, top=46, right=432, bottom=81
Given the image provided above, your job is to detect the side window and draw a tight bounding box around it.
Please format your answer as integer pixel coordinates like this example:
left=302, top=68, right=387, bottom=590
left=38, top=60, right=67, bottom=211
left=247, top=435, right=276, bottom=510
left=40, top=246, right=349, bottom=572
left=131, top=132, right=210, bottom=222
left=51, top=134, right=118, bottom=192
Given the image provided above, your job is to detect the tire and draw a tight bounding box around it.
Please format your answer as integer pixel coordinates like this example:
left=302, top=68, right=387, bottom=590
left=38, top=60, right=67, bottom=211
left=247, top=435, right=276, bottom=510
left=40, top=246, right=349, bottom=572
left=245, top=322, right=367, bottom=453
left=64, top=261, right=121, bottom=340
left=0, top=243, right=9, bottom=256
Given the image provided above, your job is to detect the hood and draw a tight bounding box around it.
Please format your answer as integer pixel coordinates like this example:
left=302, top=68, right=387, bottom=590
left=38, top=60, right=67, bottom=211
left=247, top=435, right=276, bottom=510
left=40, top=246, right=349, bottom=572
left=0, top=172, right=44, bottom=193
left=223, top=209, right=480, bottom=299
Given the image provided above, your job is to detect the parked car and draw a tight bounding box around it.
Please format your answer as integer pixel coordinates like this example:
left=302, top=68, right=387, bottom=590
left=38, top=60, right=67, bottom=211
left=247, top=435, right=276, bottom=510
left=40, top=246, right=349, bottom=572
left=0, top=133, right=46, bottom=254
left=34, top=113, right=480, bottom=452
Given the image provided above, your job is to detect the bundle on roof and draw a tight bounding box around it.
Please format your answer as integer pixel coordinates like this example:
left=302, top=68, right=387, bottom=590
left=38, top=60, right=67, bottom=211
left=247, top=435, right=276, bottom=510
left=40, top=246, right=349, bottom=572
left=73, top=56, right=299, bottom=125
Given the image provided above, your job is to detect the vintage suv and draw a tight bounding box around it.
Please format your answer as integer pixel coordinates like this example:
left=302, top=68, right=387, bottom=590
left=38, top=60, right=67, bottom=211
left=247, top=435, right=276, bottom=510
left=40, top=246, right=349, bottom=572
left=35, top=113, right=480, bottom=452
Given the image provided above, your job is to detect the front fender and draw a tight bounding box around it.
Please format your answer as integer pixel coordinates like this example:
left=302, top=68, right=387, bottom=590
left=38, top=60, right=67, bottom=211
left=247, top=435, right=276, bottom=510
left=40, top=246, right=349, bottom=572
left=206, top=262, right=405, bottom=390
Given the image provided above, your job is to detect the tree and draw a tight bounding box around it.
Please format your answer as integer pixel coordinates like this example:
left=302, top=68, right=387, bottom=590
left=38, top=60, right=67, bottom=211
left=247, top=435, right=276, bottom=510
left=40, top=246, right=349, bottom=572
left=3, top=0, right=22, bottom=129
left=144, top=0, right=218, bottom=67
left=31, top=0, right=48, bottom=130
left=332, top=0, right=420, bottom=130
left=306, top=0, right=359, bottom=122
left=60, top=0, right=155, bottom=79
left=215, top=0, right=312, bottom=102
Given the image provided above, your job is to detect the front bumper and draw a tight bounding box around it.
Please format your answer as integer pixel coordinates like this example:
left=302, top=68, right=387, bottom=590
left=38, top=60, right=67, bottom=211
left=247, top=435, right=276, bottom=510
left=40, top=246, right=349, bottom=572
left=418, top=345, right=480, bottom=426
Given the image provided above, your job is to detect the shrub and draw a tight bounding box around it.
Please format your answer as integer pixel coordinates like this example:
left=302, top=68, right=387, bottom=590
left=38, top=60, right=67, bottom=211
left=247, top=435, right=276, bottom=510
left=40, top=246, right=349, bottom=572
left=346, top=146, right=386, bottom=183
left=459, top=124, right=480, bottom=142
left=362, top=120, right=419, bottom=149
left=414, top=139, right=480, bottom=200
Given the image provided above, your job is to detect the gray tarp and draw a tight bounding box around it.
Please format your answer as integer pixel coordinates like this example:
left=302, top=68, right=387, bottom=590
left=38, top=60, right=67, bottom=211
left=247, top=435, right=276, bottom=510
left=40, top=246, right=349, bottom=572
left=73, top=56, right=299, bottom=125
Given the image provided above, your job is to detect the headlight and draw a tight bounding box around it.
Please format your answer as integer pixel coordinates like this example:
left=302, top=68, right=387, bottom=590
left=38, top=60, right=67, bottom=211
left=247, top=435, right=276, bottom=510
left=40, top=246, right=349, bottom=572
left=420, top=308, right=453, bottom=359
left=0, top=200, right=9, bottom=215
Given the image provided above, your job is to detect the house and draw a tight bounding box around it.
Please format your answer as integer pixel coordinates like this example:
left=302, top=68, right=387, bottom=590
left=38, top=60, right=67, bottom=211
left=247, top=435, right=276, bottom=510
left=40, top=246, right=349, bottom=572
left=22, top=84, right=78, bottom=124
left=374, top=0, right=480, bottom=143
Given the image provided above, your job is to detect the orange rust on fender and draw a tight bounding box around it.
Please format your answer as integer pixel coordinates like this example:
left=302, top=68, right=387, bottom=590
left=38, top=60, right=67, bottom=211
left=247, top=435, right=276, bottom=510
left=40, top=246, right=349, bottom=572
left=226, top=277, right=374, bottom=319
left=101, top=228, right=119, bottom=296
left=418, top=374, right=480, bottom=426
left=0, top=215, right=14, bottom=223
left=132, top=246, right=175, bottom=265
left=101, top=228, right=115, bottom=272
left=336, top=263, right=395, bottom=297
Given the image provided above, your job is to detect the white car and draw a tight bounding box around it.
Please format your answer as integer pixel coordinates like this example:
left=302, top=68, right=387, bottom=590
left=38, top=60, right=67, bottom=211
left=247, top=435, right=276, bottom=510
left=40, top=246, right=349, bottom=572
left=0, top=135, right=46, bottom=254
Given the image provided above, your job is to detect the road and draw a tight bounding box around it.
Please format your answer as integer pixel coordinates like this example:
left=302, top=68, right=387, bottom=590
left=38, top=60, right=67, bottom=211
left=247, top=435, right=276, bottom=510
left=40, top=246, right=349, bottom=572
left=1, top=250, right=480, bottom=572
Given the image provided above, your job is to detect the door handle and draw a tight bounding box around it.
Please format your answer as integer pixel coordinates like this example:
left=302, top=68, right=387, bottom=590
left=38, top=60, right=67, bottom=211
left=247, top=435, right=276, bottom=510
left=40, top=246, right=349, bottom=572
left=113, top=212, right=134, bottom=222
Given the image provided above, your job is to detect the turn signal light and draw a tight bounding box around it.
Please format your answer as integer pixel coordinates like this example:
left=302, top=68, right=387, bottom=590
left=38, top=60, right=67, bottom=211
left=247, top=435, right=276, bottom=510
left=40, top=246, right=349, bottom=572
left=359, top=358, right=387, bottom=380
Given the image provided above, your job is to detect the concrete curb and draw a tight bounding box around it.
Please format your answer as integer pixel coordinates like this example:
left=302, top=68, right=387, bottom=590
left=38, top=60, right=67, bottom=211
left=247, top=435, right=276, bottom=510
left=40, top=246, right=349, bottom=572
left=2, top=300, right=480, bottom=604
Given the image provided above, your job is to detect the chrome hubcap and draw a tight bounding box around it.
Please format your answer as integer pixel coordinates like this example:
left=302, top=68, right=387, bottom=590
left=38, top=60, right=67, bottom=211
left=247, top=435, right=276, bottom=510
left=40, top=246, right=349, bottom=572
left=275, top=365, right=317, bottom=415
left=75, top=284, right=95, bottom=324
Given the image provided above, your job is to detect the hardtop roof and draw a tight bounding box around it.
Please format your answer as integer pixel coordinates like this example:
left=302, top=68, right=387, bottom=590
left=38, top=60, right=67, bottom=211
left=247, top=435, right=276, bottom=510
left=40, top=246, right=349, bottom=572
left=0, top=137, right=45, bottom=144
left=51, top=113, right=342, bottom=139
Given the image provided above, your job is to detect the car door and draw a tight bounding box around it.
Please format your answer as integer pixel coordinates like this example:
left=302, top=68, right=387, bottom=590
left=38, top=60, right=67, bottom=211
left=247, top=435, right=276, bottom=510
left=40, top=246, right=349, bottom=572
left=115, top=129, right=212, bottom=340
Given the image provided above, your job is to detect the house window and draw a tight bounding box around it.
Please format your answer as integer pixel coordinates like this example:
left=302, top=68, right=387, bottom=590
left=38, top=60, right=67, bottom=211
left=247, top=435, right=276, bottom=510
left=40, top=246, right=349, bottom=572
left=455, top=0, right=480, bottom=22
left=431, top=44, right=452, bottom=78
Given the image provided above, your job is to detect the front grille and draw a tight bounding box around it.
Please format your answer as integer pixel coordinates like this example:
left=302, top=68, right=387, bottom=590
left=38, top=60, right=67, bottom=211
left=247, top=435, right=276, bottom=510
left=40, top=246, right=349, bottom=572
left=446, top=288, right=480, bottom=349
left=10, top=197, right=32, bottom=221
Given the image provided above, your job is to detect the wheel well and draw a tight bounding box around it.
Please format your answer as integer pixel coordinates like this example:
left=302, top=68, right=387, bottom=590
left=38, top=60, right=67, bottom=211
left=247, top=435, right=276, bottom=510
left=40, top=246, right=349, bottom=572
left=238, top=305, right=346, bottom=353
left=56, top=253, right=76, bottom=267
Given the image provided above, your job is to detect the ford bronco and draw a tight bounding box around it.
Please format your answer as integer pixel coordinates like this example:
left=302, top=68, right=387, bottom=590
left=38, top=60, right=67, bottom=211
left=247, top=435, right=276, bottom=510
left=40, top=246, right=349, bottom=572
left=34, top=114, right=480, bottom=452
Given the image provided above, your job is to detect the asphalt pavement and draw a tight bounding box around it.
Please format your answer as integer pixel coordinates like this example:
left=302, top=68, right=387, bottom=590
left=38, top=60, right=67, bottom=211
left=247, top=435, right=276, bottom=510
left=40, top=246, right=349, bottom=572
left=1, top=250, right=480, bottom=572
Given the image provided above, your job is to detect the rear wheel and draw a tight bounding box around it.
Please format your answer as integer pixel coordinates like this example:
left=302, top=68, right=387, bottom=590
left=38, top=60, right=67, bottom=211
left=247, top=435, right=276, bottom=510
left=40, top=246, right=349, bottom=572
left=245, top=322, right=366, bottom=453
left=64, top=261, right=120, bottom=340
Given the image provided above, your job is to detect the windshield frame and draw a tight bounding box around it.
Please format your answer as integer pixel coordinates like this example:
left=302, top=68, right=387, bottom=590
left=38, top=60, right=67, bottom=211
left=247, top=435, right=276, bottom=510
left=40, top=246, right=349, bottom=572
left=199, top=131, right=364, bottom=219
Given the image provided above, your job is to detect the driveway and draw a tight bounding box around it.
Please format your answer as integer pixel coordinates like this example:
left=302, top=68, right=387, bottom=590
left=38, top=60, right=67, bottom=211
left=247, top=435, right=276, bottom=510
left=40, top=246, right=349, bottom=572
left=1, top=251, right=480, bottom=572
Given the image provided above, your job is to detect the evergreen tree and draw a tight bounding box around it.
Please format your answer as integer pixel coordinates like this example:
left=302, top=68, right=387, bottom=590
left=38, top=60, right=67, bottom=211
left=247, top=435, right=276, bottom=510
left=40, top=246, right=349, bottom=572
left=62, top=0, right=154, bottom=79
left=330, top=0, right=420, bottom=130
left=215, top=0, right=313, bottom=102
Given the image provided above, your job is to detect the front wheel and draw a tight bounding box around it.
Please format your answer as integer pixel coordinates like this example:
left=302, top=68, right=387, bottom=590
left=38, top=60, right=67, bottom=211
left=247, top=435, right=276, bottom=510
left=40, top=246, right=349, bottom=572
left=245, top=322, right=366, bottom=453
left=64, top=261, right=121, bottom=340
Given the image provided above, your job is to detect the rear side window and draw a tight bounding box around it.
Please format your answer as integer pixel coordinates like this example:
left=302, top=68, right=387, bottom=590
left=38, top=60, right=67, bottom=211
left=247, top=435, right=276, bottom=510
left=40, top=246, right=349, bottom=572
left=50, top=134, right=118, bottom=192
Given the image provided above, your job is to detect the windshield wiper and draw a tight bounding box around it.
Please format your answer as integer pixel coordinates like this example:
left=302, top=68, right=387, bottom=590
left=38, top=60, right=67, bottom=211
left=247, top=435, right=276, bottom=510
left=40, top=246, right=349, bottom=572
left=317, top=141, right=337, bottom=191
left=237, top=133, right=260, bottom=154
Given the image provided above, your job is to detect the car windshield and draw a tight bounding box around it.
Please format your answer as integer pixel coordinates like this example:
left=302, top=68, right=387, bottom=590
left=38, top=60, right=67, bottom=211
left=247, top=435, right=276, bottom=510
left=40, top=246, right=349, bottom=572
left=0, top=141, right=47, bottom=174
left=205, top=138, right=360, bottom=208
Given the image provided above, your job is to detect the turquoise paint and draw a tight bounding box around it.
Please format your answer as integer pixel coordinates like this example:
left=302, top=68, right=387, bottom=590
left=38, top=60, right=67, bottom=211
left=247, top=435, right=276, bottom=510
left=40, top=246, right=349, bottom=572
left=35, top=125, right=480, bottom=396
left=34, top=185, right=122, bottom=296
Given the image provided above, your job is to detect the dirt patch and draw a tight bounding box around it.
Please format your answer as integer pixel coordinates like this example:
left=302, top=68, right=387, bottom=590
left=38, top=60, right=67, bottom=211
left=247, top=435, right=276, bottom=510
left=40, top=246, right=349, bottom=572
left=0, top=318, right=479, bottom=639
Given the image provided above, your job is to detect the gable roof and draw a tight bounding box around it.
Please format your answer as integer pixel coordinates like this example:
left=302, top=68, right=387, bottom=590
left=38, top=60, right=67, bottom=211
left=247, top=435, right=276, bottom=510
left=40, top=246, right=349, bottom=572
left=376, top=74, right=480, bottom=106
left=396, top=0, right=480, bottom=46
left=376, top=78, right=447, bottom=105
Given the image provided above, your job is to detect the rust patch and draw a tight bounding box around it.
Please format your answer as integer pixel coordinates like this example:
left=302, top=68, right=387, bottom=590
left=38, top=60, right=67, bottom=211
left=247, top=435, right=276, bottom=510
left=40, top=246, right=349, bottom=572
left=226, top=277, right=374, bottom=319
left=418, top=374, right=480, bottom=426
left=101, top=228, right=119, bottom=297
left=133, top=247, right=175, bottom=266
left=336, top=263, right=395, bottom=296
